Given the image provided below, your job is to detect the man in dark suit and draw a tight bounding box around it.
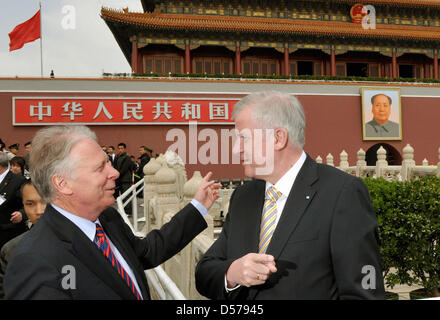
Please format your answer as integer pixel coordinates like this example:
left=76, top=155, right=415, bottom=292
left=136, top=146, right=151, bottom=182
left=0, top=180, right=46, bottom=298
left=107, top=145, right=117, bottom=168
left=4, top=125, right=220, bottom=299
left=195, top=91, right=385, bottom=300
left=0, top=153, right=27, bottom=250
left=115, top=143, right=134, bottom=214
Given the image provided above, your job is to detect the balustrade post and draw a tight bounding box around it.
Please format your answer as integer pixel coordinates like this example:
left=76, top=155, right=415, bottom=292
left=326, top=153, right=334, bottom=167
left=436, top=147, right=440, bottom=178
left=356, top=148, right=367, bottom=177
left=339, top=150, right=349, bottom=170
left=401, top=144, right=415, bottom=181
left=375, top=146, right=388, bottom=178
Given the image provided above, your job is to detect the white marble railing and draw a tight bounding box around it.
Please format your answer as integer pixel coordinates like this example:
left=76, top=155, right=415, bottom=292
left=318, top=145, right=440, bottom=181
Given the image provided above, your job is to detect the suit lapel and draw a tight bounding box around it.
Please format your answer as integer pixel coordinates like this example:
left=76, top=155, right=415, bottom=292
left=46, top=205, right=137, bottom=300
left=242, top=179, right=266, bottom=254
left=0, top=171, right=13, bottom=195
left=266, top=155, right=318, bottom=260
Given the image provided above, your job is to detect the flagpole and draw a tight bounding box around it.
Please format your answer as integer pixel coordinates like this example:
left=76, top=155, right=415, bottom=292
left=39, top=1, right=43, bottom=77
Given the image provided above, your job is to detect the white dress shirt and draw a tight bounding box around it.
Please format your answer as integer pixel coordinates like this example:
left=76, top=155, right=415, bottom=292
left=0, top=168, right=10, bottom=206
left=225, top=151, right=307, bottom=291
left=264, top=151, right=307, bottom=228
left=0, top=168, right=10, bottom=186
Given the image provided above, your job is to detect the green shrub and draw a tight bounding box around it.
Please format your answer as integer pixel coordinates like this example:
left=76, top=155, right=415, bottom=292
left=363, top=176, right=440, bottom=294
left=103, top=72, right=440, bottom=84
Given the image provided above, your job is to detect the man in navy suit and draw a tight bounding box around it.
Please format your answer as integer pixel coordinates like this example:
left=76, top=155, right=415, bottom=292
left=4, top=125, right=220, bottom=299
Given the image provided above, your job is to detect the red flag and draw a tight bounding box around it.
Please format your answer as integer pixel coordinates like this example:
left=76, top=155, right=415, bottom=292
left=9, top=9, right=41, bottom=52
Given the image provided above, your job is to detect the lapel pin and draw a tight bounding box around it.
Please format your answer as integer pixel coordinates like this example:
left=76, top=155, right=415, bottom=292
left=306, top=195, right=310, bottom=200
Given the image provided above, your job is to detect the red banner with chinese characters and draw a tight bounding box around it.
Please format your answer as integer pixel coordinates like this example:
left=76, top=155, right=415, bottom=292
left=13, top=97, right=238, bottom=125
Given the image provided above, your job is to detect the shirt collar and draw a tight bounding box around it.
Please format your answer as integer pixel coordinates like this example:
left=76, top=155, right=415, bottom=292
left=50, top=203, right=99, bottom=242
left=0, top=168, right=10, bottom=185
left=266, top=151, right=307, bottom=198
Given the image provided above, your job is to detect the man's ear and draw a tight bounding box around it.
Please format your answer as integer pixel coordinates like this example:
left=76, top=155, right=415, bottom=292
left=274, top=128, right=289, bottom=151
left=51, top=174, right=73, bottom=196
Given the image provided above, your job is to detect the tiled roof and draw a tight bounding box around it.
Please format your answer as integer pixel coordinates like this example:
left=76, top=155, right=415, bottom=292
left=140, top=0, right=440, bottom=10
left=101, top=8, right=440, bottom=41
left=333, top=0, right=440, bottom=7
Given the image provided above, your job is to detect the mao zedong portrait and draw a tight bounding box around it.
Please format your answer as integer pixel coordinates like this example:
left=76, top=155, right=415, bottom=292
left=365, top=93, right=400, bottom=138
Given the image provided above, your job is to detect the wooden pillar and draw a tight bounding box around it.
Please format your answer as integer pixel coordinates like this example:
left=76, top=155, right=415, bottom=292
left=235, top=45, right=241, bottom=74
left=392, top=50, right=397, bottom=78
left=185, top=43, right=191, bottom=73
left=131, top=41, right=139, bottom=73
left=330, top=48, right=336, bottom=76
left=284, top=48, right=290, bottom=76
left=137, top=48, right=143, bottom=73
left=434, top=52, right=439, bottom=79
left=424, top=63, right=430, bottom=79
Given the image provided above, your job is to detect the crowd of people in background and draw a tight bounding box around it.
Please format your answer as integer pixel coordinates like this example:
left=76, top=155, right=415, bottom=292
left=0, top=137, right=154, bottom=200
left=0, top=137, right=154, bottom=298
left=102, top=143, right=153, bottom=215
left=0, top=139, right=31, bottom=179
left=102, top=143, right=153, bottom=190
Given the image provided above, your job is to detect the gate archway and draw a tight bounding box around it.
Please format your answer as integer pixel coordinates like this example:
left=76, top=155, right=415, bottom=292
left=365, top=143, right=402, bottom=166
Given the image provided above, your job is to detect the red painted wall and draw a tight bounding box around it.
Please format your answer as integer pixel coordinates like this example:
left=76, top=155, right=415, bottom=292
left=2, top=86, right=440, bottom=181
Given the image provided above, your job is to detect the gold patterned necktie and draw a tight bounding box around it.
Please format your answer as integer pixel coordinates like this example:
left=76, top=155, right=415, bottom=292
left=259, top=186, right=282, bottom=254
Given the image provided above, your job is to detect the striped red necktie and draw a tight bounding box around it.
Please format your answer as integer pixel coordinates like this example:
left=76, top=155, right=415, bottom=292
left=94, top=223, right=142, bottom=300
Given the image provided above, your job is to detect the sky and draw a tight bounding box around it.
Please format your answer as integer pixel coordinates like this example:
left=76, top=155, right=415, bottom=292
left=1, top=0, right=144, bottom=78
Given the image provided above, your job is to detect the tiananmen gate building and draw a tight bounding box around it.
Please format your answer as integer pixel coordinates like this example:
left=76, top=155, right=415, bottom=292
left=2, top=0, right=440, bottom=179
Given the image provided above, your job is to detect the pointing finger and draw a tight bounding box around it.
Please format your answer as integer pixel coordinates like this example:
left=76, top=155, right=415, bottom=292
left=202, top=171, right=213, bottom=182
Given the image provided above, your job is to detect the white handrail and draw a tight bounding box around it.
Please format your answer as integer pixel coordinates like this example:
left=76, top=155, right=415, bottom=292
left=116, top=178, right=186, bottom=300
left=145, top=267, right=186, bottom=300
left=116, top=179, right=144, bottom=237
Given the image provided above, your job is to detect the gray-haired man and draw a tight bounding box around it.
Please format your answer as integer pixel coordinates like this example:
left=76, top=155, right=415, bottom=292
left=5, top=125, right=220, bottom=299
left=195, top=91, right=385, bottom=300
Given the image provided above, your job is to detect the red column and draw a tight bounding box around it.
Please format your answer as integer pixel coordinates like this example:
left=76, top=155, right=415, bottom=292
left=284, top=48, right=290, bottom=76
left=137, top=49, right=143, bottom=73
left=185, top=43, right=191, bottom=73
left=131, top=41, right=138, bottom=73
left=235, top=46, right=241, bottom=74
left=330, top=48, right=336, bottom=76
left=434, top=53, right=439, bottom=79
left=424, top=63, right=430, bottom=79
left=392, top=50, right=397, bottom=78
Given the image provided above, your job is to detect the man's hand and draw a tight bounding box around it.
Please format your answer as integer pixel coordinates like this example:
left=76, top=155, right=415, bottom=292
left=194, top=172, right=221, bottom=211
left=226, top=253, right=277, bottom=288
left=10, top=211, right=23, bottom=224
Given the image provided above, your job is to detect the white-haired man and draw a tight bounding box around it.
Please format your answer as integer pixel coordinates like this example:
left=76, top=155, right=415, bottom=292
left=195, top=91, right=385, bottom=300
left=4, top=125, right=220, bottom=299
